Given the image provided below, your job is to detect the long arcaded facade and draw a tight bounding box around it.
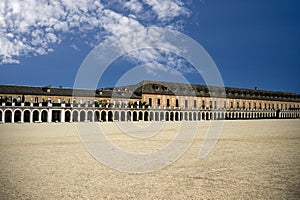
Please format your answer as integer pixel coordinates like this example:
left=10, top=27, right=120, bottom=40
left=0, top=80, right=299, bottom=123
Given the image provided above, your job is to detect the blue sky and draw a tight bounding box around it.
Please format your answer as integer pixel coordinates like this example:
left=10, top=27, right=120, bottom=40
left=0, top=0, right=299, bottom=93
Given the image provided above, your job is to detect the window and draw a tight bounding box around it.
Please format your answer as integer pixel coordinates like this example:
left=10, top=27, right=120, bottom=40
left=202, top=100, right=205, bottom=109
left=259, top=103, right=262, bottom=109
left=58, top=98, right=61, bottom=103
left=210, top=101, right=212, bottom=109
left=35, top=97, right=39, bottom=103
left=73, top=99, right=77, bottom=104
left=242, top=102, right=245, bottom=109
left=214, top=101, right=217, bottom=109
left=185, top=100, right=188, bottom=108
left=248, top=102, right=251, bottom=109
left=176, top=99, right=179, bottom=107
left=48, top=97, right=51, bottom=103
left=224, top=101, right=226, bottom=108
left=149, top=98, right=152, bottom=106
left=157, top=98, right=160, bottom=106
left=237, top=102, right=239, bottom=108
left=194, top=100, right=197, bottom=108
left=8, top=96, right=12, bottom=102
left=254, top=102, right=256, bottom=109
left=17, top=96, right=21, bottom=102
left=167, top=99, right=170, bottom=107
left=230, top=102, right=233, bottom=109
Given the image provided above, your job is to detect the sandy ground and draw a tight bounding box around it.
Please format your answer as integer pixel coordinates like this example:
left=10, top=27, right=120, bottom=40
left=0, top=119, right=299, bottom=199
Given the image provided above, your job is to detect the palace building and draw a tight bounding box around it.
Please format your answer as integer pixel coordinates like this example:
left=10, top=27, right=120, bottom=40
left=0, top=80, right=299, bottom=123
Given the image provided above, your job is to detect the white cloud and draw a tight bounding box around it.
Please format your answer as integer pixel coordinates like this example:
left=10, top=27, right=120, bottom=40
left=0, top=0, right=191, bottom=74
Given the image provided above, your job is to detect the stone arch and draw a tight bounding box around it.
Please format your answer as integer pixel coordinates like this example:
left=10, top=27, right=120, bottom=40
left=108, top=111, right=113, bottom=121
left=121, top=111, right=126, bottom=121
left=193, top=112, right=197, bottom=121
left=170, top=112, right=174, bottom=121
left=23, top=110, right=31, bottom=122
left=101, top=111, right=106, bottom=122
left=160, top=112, right=164, bottom=121
left=150, top=112, right=154, bottom=121
left=114, top=111, right=119, bottom=121
left=144, top=111, right=149, bottom=121
left=33, top=110, right=39, bottom=122
left=87, top=110, right=93, bottom=122
left=41, top=110, right=48, bottom=122
left=14, top=109, right=22, bottom=123
left=80, top=110, right=86, bottom=122
left=4, top=109, right=13, bottom=123
left=155, top=112, right=159, bottom=121
left=65, top=110, right=71, bottom=122
left=138, top=111, right=143, bottom=121
left=175, top=112, right=179, bottom=121
left=165, top=112, right=169, bottom=121
left=94, top=111, right=100, bottom=122
left=133, top=111, right=138, bottom=121
left=72, top=110, right=79, bottom=122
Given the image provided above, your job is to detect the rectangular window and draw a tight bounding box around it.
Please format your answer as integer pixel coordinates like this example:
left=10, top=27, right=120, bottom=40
left=176, top=99, right=179, bottom=107
left=149, top=98, right=152, bottom=106
left=35, top=97, right=39, bottom=103
left=237, top=102, right=239, bottom=108
left=230, top=102, right=233, bottom=109
left=224, top=101, right=226, bottom=108
left=58, top=98, right=61, bottom=103
left=259, top=103, right=262, bottom=109
left=210, top=101, right=212, bottom=109
left=157, top=98, right=160, bottom=106
left=167, top=99, right=170, bottom=107
left=249, top=102, right=251, bottom=109
left=202, top=100, right=205, bottom=109
left=8, top=96, right=12, bottom=102
left=185, top=100, right=188, bottom=108
left=243, top=102, right=245, bottom=109
left=214, top=101, right=217, bottom=109
left=194, top=100, right=197, bottom=108
left=254, top=102, right=256, bottom=109
left=17, top=96, right=21, bottom=102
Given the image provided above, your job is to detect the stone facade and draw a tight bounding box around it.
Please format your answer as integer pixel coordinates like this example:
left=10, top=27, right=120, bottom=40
left=0, top=80, right=299, bottom=123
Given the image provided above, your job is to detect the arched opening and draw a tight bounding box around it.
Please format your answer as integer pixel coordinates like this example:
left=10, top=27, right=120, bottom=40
left=165, top=112, right=169, bottom=121
left=139, top=111, right=143, bottom=121
left=24, top=110, right=30, bottom=122
left=108, top=111, right=113, bottom=121
left=184, top=112, right=188, bottom=121
left=114, top=111, right=119, bottom=121
left=87, top=111, right=93, bottom=122
left=0, top=110, right=2, bottom=122
left=206, top=112, right=210, bottom=120
left=5, top=110, right=12, bottom=123
left=160, top=112, right=164, bottom=121
left=180, top=112, right=183, bottom=121
left=193, top=112, right=197, bottom=121
left=80, top=111, right=86, bottom=122
left=170, top=112, right=174, bottom=121
left=52, top=110, right=61, bottom=122
left=202, top=112, right=205, bottom=120
left=42, top=110, right=48, bottom=122
left=150, top=112, right=154, bottom=121
left=72, top=111, right=78, bottom=122
left=155, top=112, right=159, bottom=121
left=175, top=112, right=179, bottom=121
left=101, top=111, right=106, bottom=122
left=121, top=111, right=125, bottom=121
left=14, top=110, right=21, bottom=123
left=198, top=112, right=201, bottom=120
left=189, top=112, right=193, bottom=121
left=33, top=110, right=39, bottom=122
left=144, top=111, right=149, bottom=121
left=65, top=110, right=71, bottom=122
left=127, top=111, right=131, bottom=121
left=133, top=111, right=137, bottom=121
left=94, top=111, right=100, bottom=121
